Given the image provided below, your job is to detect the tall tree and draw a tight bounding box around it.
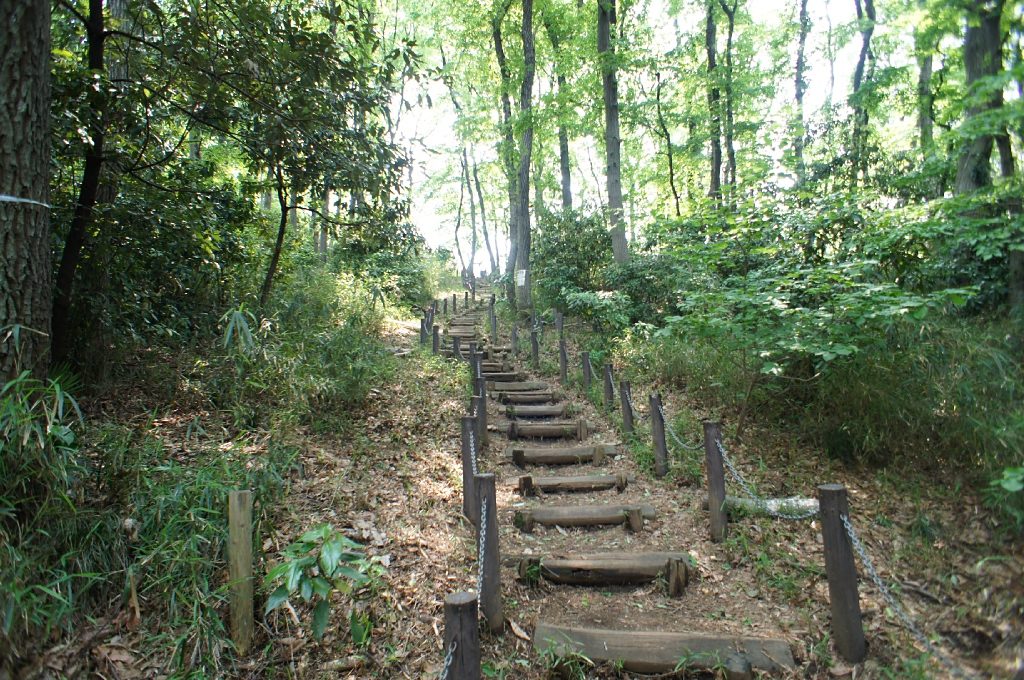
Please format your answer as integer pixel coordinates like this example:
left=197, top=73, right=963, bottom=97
left=705, top=0, right=723, bottom=198
left=598, top=0, right=629, bottom=262
left=471, top=153, right=499, bottom=274
left=655, top=72, right=682, bottom=217
left=492, top=0, right=520, bottom=303
left=850, top=0, right=876, bottom=186
left=515, top=0, right=537, bottom=305
left=717, top=0, right=738, bottom=191
left=792, top=0, right=810, bottom=181
left=1, top=0, right=52, bottom=380
left=914, top=0, right=934, bottom=160
left=542, top=11, right=573, bottom=210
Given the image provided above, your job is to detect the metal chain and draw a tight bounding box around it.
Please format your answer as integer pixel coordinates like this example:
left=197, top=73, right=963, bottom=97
left=476, top=494, right=488, bottom=612
left=716, top=440, right=819, bottom=521
left=625, top=390, right=647, bottom=422
left=658, top=403, right=704, bottom=451
left=841, top=515, right=978, bottom=679
left=438, top=638, right=457, bottom=680
left=468, top=424, right=478, bottom=476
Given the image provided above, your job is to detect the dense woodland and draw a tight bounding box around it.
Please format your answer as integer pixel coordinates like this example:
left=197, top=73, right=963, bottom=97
left=1, top=0, right=1022, bottom=676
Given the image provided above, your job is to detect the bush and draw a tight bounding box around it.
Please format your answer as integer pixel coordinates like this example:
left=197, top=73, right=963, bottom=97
left=531, top=211, right=613, bottom=310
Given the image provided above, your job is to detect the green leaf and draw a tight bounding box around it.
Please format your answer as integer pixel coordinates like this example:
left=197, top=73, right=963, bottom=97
left=300, top=577, right=313, bottom=602
left=265, top=585, right=290, bottom=614
left=312, top=600, right=330, bottom=639
left=334, top=565, right=370, bottom=584
left=310, top=576, right=333, bottom=599
left=350, top=610, right=372, bottom=646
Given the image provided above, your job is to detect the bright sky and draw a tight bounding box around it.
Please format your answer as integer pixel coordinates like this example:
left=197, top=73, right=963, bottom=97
left=395, top=0, right=867, bottom=270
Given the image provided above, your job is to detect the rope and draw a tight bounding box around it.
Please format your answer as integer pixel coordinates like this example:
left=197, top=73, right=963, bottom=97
left=841, top=515, right=979, bottom=679
left=0, top=194, right=51, bottom=209
left=716, top=440, right=818, bottom=521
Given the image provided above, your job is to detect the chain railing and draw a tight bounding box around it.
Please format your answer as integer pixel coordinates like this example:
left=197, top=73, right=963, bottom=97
left=468, top=423, right=478, bottom=477
left=716, top=440, right=818, bottom=521
left=624, top=389, right=646, bottom=422
left=657, top=402, right=704, bottom=451
left=437, top=639, right=457, bottom=680
left=840, top=515, right=978, bottom=679
left=476, top=493, right=488, bottom=616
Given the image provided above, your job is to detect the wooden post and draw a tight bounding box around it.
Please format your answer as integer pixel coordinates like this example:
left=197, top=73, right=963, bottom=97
left=473, top=395, right=488, bottom=447
left=555, top=311, right=564, bottom=339
left=444, top=298, right=448, bottom=316
left=603, top=363, right=614, bottom=411
left=620, top=380, right=634, bottom=436
left=650, top=393, right=669, bottom=478
left=818, top=484, right=867, bottom=662
left=452, top=336, right=462, bottom=360
left=511, top=325, right=519, bottom=355
left=443, top=591, right=481, bottom=680
left=461, top=417, right=480, bottom=525
left=530, top=330, right=539, bottom=370
left=464, top=290, right=469, bottom=305
left=475, top=473, right=503, bottom=633
left=558, top=339, right=568, bottom=383
left=703, top=421, right=727, bottom=542
left=432, top=325, right=440, bottom=354
left=490, top=308, right=497, bottom=344
left=419, top=317, right=428, bottom=345
left=452, top=293, right=458, bottom=314
left=582, top=351, right=592, bottom=389
left=228, top=490, right=253, bottom=655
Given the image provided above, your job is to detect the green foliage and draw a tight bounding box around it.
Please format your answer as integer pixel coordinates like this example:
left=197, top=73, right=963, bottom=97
left=986, top=467, right=1024, bottom=533
left=264, top=524, right=385, bottom=641
left=531, top=211, right=613, bottom=310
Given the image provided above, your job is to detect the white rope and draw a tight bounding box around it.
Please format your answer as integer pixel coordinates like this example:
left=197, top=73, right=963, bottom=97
left=0, top=194, right=51, bottom=209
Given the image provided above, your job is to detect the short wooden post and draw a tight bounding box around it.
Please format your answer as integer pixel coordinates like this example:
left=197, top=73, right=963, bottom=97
left=650, top=393, right=669, bottom=477
left=461, top=417, right=480, bottom=525
left=432, top=325, right=440, bottom=354
left=558, top=339, right=568, bottom=383
left=468, top=340, right=477, bottom=358
left=419, top=317, right=428, bottom=345
left=555, top=312, right=564, bottom=339
left=603, top=363, right=614, bottom=411
left=620, top=380, right=634, bottom=435
left=818, top=484, right=867, bottom=662
left=443, top=591, right=481, bottom=680
left=443, top=298, right=448, bottom=316
left=511, top=325, right=519, bottom=355
left=464, top=290, right=469, bottom=305
left=582, top=351, right=592, bottom=389
left=473, top=395, right=488, bottom=447
left=452, top=293, right=458, bottom=314
left=489, top=308, right=497, bottom=344
left=452, top=336, right=462, bottom=360
left=530, top=330, right=539, bottom=369
left=475, top=473, right=503, bottom=633
left=228, top=490, right=253, bottom=655
left=703, top=421, right=727, bottom=542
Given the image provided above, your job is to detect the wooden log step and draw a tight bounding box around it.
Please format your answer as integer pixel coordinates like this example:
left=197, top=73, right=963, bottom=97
left=532, top=623, right=796, bottom=675
left=506, top=403, right=566, bottom=418
left=487, top=380, right=549, bottom=392
left=496, top=391, right=555, bottom=404
left=510, top=444, right=617, bottom=467
left=481, top=371, right=522, bottom=382
left=701, top=495, right=818, bottom=517
left=517, top=473, right=627, bottom=495
left=481, top=361, right=511, bottom=372
left=514, top=503, right=656, bottom=533
left=508, top=419, right=588, bottom=441
left=518, top=553, right=689, bottom=596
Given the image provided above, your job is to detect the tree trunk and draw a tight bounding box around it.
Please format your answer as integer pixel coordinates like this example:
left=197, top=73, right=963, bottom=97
left=515, top=0, right=536, bottom=306
left=492, top=0, right=519, bottom=304
left=793, top=0, right=810, bottom=181
left=543, top=15, right=573, bottom=211
left=259, top=166, right=289, bottom=308
left=705, top=1, right=722, bottom=200
left=472, top=153, right=498, bottom=274
left=718, top=0, right=738, bottom=190
left=850, top=0, right=876, bottom=187
left=655, top=73, right=681, bottom=217
left=52, top=0, right=105, bottom=366
left=319, top=182, right=330, bottom=257
left=598, top=0, right=628, bottom=262
left=1, top=0, right=52, bottom=380
left=453, top=163, right=467, bottom=276
left=463, top=148, right=478, bottom=284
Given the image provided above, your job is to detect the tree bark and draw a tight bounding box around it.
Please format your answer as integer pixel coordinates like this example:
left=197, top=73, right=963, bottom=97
left=543, top=14, right=573, bottom=210
left=463, top=148, right=478, bottom=284
left=793, top=0, right=810, bottom=181
left=718, top=0, right=738, bottom=191
left=471, top=152, right=498, bottom=274
left=705, top=1, right=722, bottom=200
left=453, top=161, right=467, bottom=276
left=1, top=0, right=52, bottom=380
left=655, top=73, right=681, bottom=217
left=850, top=0, right=876, bottom=187
left=516, top=0, right=537, bottom=306
left=52, top=0, right=106, bottom=365
left=598, top=0, right=628, bottom=262
left=492, top=0, right=519, bottom=304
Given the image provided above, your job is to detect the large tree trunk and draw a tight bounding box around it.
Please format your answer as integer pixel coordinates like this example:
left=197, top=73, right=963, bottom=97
left=718, top=0, right=738, bottom=191
left=542, top=15, right=573, bottom=211
left=52, top=0, right=105, bottom=366
left=705, top=2, right=722, bottom=200
left=463, top=148, right=478, bottom=285
left=955, top=0, right=1005, bottom=193
left=655, top=72, right=681, bottom=217
left=1, top=0, right=52, bottom=380
left=453, top=163, right=467, bottom=277
left=514, top=0, right=536, bottom=307
left=850, top=0, right=876, bottom=187
left=598, top=0, right=628, bottom=262
left=492, top=0, right=519, bottom=304
left=793, top=0, right=810, bottom=182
